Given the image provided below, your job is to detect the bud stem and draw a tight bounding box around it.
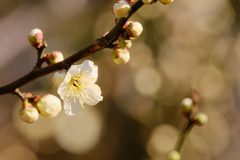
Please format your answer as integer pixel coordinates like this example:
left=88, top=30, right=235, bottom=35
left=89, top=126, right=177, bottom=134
left=13, top=88, right=25, bottom=100
left=175, top=121, right=194, bottom=154
left=36, top=41, right=47, bottom=68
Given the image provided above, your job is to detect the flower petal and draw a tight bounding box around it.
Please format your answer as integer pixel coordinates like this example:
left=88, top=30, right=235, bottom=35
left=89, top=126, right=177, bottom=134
left=81, top=60, right=98, bottom=82
left=63, top=98, right=82, bottom=115
left=83, top=84, right=103, bottom=106
left=68, top=65, right=83, bottom=77
left=57, top=82, right=70, bottom=100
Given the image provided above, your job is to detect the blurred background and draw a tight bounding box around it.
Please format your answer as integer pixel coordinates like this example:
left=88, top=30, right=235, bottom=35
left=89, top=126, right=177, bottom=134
left=0, top=0, right=239, bottom=160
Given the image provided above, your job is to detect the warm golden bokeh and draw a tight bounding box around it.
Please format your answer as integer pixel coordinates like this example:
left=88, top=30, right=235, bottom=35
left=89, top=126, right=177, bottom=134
left=0, top=0, right=239, bottom=160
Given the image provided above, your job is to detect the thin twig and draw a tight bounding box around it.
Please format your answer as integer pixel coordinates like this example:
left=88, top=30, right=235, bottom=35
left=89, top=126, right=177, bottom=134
left=0, top=0, right=144, bottom=95
left=175, top=122, right=194, bottom=154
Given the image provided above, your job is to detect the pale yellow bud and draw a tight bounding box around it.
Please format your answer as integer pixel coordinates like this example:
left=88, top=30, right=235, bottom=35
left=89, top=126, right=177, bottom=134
left=28, top=28, right=43, bottom=48
left=36, top=94, right=62, bottom=118
left=167, top=151, right=181, bottom=160
left=52, top=70, right=66, bottom=87
left=112, top=47, right=130, bottom=65
left=180, top=98, right=193, bottom=116
left=46, top=51, right=64, bottom=65
left=113, top=1, right=132, bottom=18
left=19, top=100, right=39, bottom=123
left=194, top=113, right=208, bottom=126
left=142, top=0, right=154, bottom=5
left=158, top=0, right=174, bottom=5
left=125, top=21, right=143, bottom=38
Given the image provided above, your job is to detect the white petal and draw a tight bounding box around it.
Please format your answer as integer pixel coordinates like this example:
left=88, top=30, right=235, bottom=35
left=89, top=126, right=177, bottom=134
left=68, top=65, right=83, bottom=77
left=84, top=84, right=103, bottom=106
left=82, top=60, right=98, bottom=82
left=63, top=98, right=82, bottom=115
left=57, top=83, right=70, bottom=100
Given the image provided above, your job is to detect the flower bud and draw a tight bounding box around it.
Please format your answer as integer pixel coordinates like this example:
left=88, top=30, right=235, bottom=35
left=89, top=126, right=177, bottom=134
left=112, top=47, right=130, bottom=65
left=28, top=28, right=43, bottom=48
left=158, top=0, right=174, bottom=5
left=167, top=150, right=181, bottom=160
left=194, top=113, right=208, bottom=126
left=113, top=1, right=132, bottom=18
left=180, top=98, right=193, bottom=116
left=119, top=39, right=132, bottom=48
left=125, top=21, right=143, bottom=38
left=52, top=70, right=66, bottom=87
left=45, top=51, right=64, bottom=65
left=36, top=94, right=62, bottom=118
left=142, top=0, right=154, bottom=5
left=118, top=34, right=132, bottom=48
left=19, top=99, right=39, bottom=123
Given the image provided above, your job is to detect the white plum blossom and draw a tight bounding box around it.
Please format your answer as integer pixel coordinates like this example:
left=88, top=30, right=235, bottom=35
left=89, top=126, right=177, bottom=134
left=57, top=60, right=103, bottom=115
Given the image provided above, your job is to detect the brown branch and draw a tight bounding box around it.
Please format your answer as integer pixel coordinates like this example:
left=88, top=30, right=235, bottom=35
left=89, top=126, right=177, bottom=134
left=0, top=0, right=144, bottom=95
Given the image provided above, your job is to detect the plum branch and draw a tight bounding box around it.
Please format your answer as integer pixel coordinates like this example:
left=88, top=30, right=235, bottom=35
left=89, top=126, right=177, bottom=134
left=0, top=0, right=144, bottom=95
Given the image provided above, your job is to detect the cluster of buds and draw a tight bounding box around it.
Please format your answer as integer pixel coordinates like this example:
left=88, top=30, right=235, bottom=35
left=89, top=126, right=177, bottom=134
left=28, top=28, right=65, bottom=67
left=110, top=5, right=144, bottom=65
left=179, top=90, right=208, bottom=126
left=112, top=21, right=143, bottom=65
left=19, top=94, right=62, bottom=123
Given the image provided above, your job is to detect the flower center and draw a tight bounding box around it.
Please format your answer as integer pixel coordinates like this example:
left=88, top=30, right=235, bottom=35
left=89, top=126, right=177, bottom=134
left=68, top=70, right=97, bottom=108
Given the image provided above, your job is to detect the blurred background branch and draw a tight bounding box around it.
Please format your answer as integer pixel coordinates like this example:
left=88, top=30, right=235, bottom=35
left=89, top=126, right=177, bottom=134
left=0, top=0, right=239, bottom=160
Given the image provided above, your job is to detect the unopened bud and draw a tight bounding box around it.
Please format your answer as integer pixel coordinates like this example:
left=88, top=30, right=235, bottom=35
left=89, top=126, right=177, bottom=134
left=45, top=51, right=64, bottom=65
left=180, top=98, right=193, bottom=116
left=36, top=94, right=62, bottom=118
left=118, top=34, right=132, bottom=48
left=125, top=21, right=143, bottom=38
left=112, top=47, right=130, bottom=65
left=19, top=99, right=39, bottom=123
left=194, top=113, right=208, bottom=126
left=167, top=150, right=181, bottom=160
left=113, top=1, right=132, bottom=18
left=28, top=28, right=43, bottom=48
left=158, top=0, right=174, bottom=5
left=142, top=0, right=155, bottom=5
left=52, top=70, right=66, bottom=87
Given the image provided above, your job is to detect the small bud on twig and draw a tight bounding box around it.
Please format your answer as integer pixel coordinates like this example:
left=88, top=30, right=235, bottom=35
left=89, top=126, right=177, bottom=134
left=193, top=113, right=208, bottom=126
left=142, top=0, right=155, bottom=5
left=113, top=1, right=132, bottom=18
left=125, top=21, right=143, bottom=38
left=158, top=0, right=174, bottom=5
left=167, top=150, right=181, bottom=160
left=112, top=47, right=130, bottom=64
left=180, top=98, right=193, bottom=117
left=19, top=99, right=39, bottom=123
left=36, top=94, right=62, bottom=118
left=52, top=70, right=66, bottom=87
left=28, top=28, right=44, bottom=49
left=44, top=51, right=64, bottom=65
